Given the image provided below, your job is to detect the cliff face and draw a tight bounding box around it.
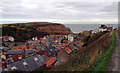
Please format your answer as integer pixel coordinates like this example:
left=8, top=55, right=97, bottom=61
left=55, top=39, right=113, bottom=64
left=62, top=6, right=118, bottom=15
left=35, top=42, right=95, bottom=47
left=2, top=22, right=72, bottom=42
left=37, top=24, right=71, bottom=34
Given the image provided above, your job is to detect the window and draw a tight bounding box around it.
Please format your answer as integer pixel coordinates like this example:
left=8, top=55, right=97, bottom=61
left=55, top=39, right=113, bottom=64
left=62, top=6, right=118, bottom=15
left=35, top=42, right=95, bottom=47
left=19, top=57, right=22, bottom=59
left=23, top=62, right=28, bottom=66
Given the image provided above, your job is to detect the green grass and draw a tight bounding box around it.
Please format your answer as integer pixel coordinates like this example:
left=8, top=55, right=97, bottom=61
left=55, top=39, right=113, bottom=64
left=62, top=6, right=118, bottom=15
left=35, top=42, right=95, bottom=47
left=86, top=32, right=116, bottom=72
left=119, top=31, right=120, bottom=35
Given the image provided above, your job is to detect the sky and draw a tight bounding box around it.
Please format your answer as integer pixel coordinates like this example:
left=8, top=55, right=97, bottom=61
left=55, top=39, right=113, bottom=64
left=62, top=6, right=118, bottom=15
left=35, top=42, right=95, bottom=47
left=0, top=0, right=119, bottom=24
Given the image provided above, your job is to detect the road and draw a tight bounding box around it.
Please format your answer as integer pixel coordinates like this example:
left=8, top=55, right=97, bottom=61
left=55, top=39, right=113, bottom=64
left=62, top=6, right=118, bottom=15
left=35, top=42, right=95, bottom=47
left=108, top=32, right=120, bottom=71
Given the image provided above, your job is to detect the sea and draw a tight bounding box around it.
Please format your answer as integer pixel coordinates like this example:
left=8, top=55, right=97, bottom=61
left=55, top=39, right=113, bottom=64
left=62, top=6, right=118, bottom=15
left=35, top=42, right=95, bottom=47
left=64, top=24, right=118, bottom=33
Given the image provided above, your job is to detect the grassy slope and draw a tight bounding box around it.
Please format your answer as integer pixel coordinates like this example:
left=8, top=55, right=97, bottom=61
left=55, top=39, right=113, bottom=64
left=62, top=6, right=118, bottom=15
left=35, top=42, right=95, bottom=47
left=86, top=32, right=116, bottom=71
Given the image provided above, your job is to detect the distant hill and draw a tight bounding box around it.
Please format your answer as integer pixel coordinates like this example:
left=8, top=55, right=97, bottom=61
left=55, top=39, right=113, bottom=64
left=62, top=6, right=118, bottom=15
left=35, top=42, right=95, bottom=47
left=2, top=22, right=72, bottom=42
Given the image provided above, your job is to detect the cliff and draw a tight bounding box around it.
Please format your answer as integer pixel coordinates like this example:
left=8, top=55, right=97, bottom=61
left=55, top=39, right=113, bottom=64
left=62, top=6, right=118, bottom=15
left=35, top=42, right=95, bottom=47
left=2, top=22, right=72, bottom=42
left=36, top=24, right=71, bottom=34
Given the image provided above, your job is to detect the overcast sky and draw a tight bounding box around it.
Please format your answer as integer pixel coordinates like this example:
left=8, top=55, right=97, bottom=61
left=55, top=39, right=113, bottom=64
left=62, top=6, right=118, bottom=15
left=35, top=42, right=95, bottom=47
left=0, top=0, right=119, bottom=24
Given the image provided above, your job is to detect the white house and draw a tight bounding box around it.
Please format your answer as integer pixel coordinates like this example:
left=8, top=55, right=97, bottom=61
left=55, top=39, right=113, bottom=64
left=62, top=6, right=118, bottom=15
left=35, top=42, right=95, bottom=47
left=91, top=29, right=99, bottom=34
left=68, top=34, right=74, bottom=42
left=32, top=37, right=38, bottom=41
left=99, top=28, right=107, bottom=32
left=8, top=36, right=14, bottom=42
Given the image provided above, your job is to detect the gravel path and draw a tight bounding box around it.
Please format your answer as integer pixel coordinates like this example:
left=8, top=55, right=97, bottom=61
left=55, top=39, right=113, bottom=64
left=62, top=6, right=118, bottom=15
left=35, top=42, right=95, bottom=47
left=108, top=32, right=120, bottom=71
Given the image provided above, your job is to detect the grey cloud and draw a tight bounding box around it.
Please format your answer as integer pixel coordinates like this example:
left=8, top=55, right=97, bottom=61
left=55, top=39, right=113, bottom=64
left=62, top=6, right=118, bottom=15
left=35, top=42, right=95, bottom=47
left=0, top=1, right=118, bottom=24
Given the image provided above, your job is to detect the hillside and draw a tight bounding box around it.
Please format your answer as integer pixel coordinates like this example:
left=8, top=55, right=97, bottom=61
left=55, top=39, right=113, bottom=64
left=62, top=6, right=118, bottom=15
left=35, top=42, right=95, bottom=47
left=2, top=22, right=72, bottom=42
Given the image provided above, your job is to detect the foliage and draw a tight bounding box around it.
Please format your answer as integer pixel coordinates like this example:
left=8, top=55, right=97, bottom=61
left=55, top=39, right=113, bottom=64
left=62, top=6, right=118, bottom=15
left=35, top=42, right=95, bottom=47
left=83, top=31, right=108, bottom=47
left=86, top=32, right=116, bottom=71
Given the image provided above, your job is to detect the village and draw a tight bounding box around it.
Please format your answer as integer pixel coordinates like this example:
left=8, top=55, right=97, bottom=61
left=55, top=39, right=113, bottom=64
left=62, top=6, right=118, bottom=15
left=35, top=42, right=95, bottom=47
left=0, top=25, right=113, bottom=71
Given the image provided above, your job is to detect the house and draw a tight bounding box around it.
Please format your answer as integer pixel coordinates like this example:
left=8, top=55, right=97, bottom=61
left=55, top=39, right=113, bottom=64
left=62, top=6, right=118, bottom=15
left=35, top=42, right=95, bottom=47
left=20, top=45, right=28, bottom=49
left=52, top=44, right=62, bottom=50
left=99, top=25, right=106, bottom=29
left=35, top=45, right=45, bottom=51
left=99, top=29, right=107, bottom=32
left=107, top=27, right=112, bottom=31
left=43, top=38, right=51, bottom=46
left=74, top=36, right=83, bottom=42
left=64, top=35, right=68, bottom=39
left=24, top=49, right=35, bottom=55
left=78, top=42, right=84, bottom=46
left=35, top=45, right=46, bottom=55
left=64, top=47, right=72, bottom=54
left=1, top=52, right=7, bottom=68
left=28, top=45, right=35, bottom=49
left=45, top=57, right=57, bottom=67
left=27, top=40, right=40, bottom=45
left=69, top=43, right=78, bottom=52
left=3, top=36, right=9, bottom=42
left=42, top=48, right=54, bottom=57
left=8, top=36, right=14, bottom=42
left=0, top=46, right=10, bottom=52
left=32, top=37, right=38, bottom=41
left=37, top=55, right=48, bottom=62
left=22, top=55, right=46, bottom=71
left=6, top=49, right=24, bottom=61
left=5, top=54, right=46, bottom=71
left=61, top=38, right=68, bottom=44
left=91, top=29, right=99, bottom=34
left=40, top=46, right=59, bottom=58
left=49, top=46, right=59, bottom=56
left=12, top=46, right=21, bottom=49
left=68, top=34, right=74, bottom=42
left=12, top=45, right=28, bottom=50
left=2, top=36, right=14, bottom=42
left=99, top=25, right=107, bottom=32
left=74, top=42, right=81, bottom=50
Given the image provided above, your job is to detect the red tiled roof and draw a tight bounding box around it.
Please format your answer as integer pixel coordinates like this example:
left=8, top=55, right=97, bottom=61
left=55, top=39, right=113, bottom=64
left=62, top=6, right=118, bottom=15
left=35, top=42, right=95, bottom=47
left=41, top=51, right=50, bottom=57
left=77, top=48, right=79, bottom=50
left=12, top=46, right=21, bottom=49
left=8, top=36, right=13, bottom=38
left=65, top=47, right=72, bottom=54
left=86, top=34, right=90, bottom=37
left=58, top=47, right=62, bottom=50
left=20, top=45, right=27, bottom=49
left=78, top=42, right=84, bottom=45
left=74, top=42, right=78, bottom=44
left=107, top=27, right=112, bottom=30
left=0, top=37, right=3, bottom=39
left=4, top=52, right=6, bottom=56
left=45, top=57, right=57, bottom=67
left=28, top=45, right=34, bottom=49
left=34, top=44, right=38, bottom=47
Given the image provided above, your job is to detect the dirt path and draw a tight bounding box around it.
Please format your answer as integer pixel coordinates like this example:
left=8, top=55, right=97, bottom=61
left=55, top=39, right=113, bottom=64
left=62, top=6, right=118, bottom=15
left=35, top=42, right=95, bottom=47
left=108, top=32, right=120, bottom=71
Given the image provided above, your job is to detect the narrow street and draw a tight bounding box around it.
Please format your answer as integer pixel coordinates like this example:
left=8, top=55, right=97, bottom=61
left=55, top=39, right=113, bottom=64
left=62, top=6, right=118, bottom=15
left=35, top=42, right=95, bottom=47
left=108, top=32, right=120, bottom=71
